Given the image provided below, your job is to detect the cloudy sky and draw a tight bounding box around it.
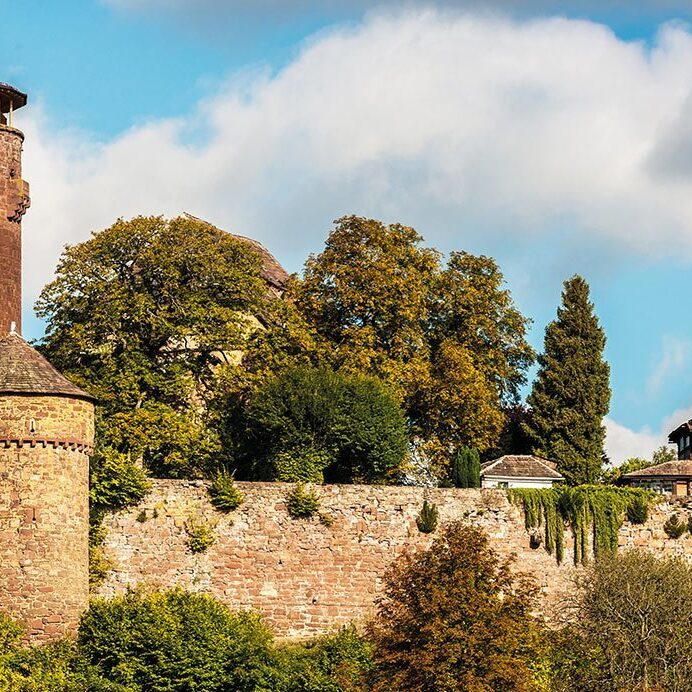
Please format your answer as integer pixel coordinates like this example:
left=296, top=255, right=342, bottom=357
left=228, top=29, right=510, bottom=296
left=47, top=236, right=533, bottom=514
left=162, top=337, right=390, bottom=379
left=5, top=0, right=692, bottom=463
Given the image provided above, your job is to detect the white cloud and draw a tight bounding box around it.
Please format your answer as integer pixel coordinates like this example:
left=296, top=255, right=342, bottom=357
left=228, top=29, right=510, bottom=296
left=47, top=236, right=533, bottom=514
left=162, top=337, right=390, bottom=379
left=19, top=11, right=692, bottom=321
left=647, top=335, right=691, bottom=395
left=605, top=405, right=692, bottom=463
left=605, top=417, right=663, bottom=464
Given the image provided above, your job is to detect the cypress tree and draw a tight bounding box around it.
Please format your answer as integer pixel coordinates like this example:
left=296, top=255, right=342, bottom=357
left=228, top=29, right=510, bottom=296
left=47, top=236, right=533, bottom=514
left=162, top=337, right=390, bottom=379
left=524, top=276, right=610, bottom=485
left=469, top=448, right=481, bottom=488
left=453, top=447, right=481, bottom=488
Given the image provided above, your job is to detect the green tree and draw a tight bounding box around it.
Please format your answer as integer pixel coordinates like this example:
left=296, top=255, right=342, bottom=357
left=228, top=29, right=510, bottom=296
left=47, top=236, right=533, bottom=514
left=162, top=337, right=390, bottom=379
left=274, top=626, right=372, bottom=692
left=484, top=405, right=535, bottom=461
left=432, top=252, right=535, bottom=405
left=36, top=215, right=268, bottom=487
left=238, top=365, right=408, bottom=483
left=298, top=215, right=439, bottom=403
left=453, top=446, right=481, bottom=488
left=417, top=340, right=505, bottom=466
left=525, top=276, right=610, bottom=485
left=0, top=613, right=120, bottom=691
left=78, top=589, right=276, bottom=691
left=557, top=551, right=692, bottom=691
left=367, top=522, right=542, bottom=691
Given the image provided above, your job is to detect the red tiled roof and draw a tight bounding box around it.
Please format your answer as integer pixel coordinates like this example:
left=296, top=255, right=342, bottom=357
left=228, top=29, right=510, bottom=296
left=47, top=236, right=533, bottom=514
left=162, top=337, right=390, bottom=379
left=622, top=460, right=692, bottom=479
left=0, top=332, right=94, bottom=401
left=481, top=455, right=564, bottom=480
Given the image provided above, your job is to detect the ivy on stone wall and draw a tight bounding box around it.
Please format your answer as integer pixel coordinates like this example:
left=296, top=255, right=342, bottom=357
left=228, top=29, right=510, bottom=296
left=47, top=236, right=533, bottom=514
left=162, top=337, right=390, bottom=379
left=508, top=486, right=654, bottom=565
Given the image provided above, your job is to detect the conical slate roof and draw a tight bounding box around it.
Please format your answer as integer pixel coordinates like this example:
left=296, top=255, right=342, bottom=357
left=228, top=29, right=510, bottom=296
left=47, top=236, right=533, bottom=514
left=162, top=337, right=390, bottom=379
left=0, top=332, right=95, bottom=401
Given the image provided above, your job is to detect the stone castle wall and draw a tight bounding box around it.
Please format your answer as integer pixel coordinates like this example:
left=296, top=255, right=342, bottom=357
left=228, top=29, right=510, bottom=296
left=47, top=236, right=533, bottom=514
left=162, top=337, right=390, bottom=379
left=0, top=445, right=89, bottom=641
left=98, top=482, right=580, bottom=637
left=97, top=482, right=692, bottom=638
left=0, top=395, right=95, bottom=449
left=0, top=395, right=92, bottom=642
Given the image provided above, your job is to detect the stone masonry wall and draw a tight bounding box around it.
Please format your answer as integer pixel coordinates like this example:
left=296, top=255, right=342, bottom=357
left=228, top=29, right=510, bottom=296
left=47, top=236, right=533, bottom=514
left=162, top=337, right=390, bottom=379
left=0, top=394, right=93, bottom=642
left=0, top=395, right=95, bottom=449
left=96, top=482, right=692, bottom=638
left=99, top=482, right=692, bottom=639
left=0, top=125, right=26, bottom=334
left=99, top=482, right=584, bottom=637
left=0, top=445, right=90, bottom=642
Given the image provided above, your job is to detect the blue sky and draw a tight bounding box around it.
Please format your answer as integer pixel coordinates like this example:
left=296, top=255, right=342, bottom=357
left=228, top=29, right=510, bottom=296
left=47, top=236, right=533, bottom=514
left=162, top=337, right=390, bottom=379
left=5, top=0, right=692, bottom=462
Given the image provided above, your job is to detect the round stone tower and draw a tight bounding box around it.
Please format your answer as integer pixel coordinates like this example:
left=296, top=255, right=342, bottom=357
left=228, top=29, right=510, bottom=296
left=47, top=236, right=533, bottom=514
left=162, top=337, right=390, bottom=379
left=0, top=83, right=95, bottom=642
left=0, top=83, right=29, bottom=335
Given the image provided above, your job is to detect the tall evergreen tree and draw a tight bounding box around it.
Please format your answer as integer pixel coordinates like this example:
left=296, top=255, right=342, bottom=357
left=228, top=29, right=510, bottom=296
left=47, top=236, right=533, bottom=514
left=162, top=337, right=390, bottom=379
left=453, top=447, right=481, bottom=488
left=524, top=276, right=610, bottom=485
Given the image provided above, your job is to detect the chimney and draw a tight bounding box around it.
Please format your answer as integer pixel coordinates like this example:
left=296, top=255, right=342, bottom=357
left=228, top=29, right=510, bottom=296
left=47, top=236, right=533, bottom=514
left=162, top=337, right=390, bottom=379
left=0, top=82, right=29, bottom=335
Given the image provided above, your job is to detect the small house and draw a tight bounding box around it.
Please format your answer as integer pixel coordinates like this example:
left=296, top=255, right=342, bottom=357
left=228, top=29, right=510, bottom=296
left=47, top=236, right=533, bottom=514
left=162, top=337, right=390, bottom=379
left=480, top=455, right=563, bottom=489
left=620, top=421, right=692, bottom=497
left=620, top=419, right=692, bottom=496
left=620, top=461, right=692, bottom=496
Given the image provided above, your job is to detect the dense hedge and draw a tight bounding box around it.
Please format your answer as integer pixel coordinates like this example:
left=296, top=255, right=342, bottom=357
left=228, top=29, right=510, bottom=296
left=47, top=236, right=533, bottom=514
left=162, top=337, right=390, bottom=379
left=0, top=592, right=372, bottom=692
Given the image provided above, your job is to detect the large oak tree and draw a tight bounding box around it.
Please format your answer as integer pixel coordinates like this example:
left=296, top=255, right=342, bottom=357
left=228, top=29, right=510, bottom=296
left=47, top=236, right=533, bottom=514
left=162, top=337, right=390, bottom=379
left=37, top=215, right=268, bottom=489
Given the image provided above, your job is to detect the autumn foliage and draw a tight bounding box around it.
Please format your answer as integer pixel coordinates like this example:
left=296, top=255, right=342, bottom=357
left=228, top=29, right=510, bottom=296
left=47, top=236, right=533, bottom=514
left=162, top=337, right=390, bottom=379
left=367, top=521, right=541, bottom=691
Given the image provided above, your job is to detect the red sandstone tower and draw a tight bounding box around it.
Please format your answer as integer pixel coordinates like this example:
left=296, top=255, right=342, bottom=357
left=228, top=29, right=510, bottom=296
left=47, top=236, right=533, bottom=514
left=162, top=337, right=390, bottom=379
left=0, top=83, right=94, bottom=642
left=0, top=83, right=30, bottom=335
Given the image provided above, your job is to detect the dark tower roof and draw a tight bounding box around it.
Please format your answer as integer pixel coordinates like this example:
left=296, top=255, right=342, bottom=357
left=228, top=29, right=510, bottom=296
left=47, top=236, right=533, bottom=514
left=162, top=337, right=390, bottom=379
left=0, top=83, right=27, bottom=114
left=0, top=332, right=95, bottom=401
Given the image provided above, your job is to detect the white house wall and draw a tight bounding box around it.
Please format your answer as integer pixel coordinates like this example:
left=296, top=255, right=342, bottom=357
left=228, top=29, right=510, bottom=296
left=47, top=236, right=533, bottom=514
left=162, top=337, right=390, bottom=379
left=481, top=476, right=555, bottom=489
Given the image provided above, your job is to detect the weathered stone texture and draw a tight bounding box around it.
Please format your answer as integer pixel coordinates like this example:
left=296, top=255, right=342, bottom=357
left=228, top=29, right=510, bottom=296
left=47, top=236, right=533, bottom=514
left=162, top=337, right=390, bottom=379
left=0, top=395, right=95, bottom=450
left=99, top=482, right=582, bottom=637
left=0, top=125, right=27, bottom=334
left=0, top=395, right=92, bottom=642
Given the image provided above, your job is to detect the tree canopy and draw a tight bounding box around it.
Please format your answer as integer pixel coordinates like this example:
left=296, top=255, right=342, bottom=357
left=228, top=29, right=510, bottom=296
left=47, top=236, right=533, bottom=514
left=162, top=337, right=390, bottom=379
left=37, top=215, right=269, bottom=491
left=298, top=215, right=439, bottom=402
left=297, top=216, right=535, bottom=473
left=34, top=212, right=558, bottom=490
left=525, top=275, right=610, bottom=485
left=237, top=365, right=409, bottom=483
left=367, top=521, right=541, bottom=691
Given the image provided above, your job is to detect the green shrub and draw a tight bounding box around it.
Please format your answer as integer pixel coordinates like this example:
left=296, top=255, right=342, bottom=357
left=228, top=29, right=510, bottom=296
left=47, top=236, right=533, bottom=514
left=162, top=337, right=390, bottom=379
left=0, top=612, right=21, bottom=659
left=78, top=589, right=276, bottom=691
left=274, top=625, right=373, bottom=692
left=319, top=513, right=335, bottom=528
left=185, top=518, right=216, bottom=553
left=208, top=470, right=245, bottom=512
left=89, top=448, right=151, bottom=513
left=416, top=500, right=439, bottom=533
left=626, top=494, right=649, bottom=525
left=0, top=613, right=121, bottom=691
left=273, top=448, right=331, bottom=484
left=664, top=514, right=687, bottom=539
left=286, top=484, right=320, bottom=519
left=89, top=546, right=114, bottom=589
